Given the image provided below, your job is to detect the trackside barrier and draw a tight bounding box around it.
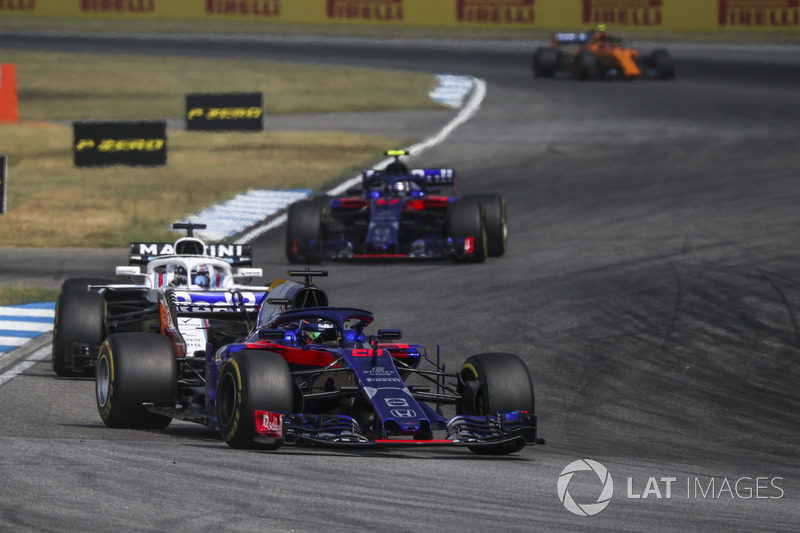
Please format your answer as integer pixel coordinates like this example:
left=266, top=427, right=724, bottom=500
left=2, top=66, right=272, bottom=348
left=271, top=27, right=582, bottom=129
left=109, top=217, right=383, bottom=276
left=1, top=0, right=797, bottom=33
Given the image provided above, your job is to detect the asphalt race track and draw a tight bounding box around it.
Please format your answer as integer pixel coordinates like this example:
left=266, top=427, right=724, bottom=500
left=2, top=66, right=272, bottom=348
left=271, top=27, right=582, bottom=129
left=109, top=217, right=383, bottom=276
left=1, top=32, right=799, bottom=532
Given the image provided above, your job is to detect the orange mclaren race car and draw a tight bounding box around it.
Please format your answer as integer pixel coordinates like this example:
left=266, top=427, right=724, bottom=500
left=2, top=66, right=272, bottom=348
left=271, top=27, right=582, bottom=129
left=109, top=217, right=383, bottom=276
left=532, top=26, right=675, bottom=81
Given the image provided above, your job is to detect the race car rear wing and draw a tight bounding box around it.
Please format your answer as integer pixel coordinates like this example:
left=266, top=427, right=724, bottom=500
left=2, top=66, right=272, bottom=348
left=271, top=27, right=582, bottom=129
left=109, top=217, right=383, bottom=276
left=362, top=168, right=456, bottom=187
left=128, top=241, right=254, bottom=266
left=552, top=32, right=589, bottom=46
left=169, top=289, right=266, bottom=316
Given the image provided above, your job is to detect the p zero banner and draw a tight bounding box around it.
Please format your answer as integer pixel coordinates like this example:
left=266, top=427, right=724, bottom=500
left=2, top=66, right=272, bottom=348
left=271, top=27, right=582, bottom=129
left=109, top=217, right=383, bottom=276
left=185, top=93, right=265, bottom=132
left=73, top=120, right=167, bottom=167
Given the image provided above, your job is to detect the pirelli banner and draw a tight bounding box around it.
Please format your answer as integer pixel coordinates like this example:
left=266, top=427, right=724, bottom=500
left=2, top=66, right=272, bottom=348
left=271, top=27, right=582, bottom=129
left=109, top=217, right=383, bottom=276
left=5, top=0, right=799, bottom=33
left=73, top=120, right=167, bottom=167
left=185, top=92, right=265, bottom=132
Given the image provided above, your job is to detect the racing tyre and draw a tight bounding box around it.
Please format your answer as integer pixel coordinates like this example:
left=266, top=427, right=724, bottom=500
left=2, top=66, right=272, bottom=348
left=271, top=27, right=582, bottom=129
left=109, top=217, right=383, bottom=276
left=459, top=353, right=535, bottom=455
left=52, top=290, right=106, bottom=377
left=575, top=51, right=598, bottom=81
left=532, top=47, right=558, bottom=78
left=217, top=350, right=295, bottom=450
left=285, top=198, right=326, bottom=264
left=60, top=277, right=113, bottom=292
left=649, top=49, right=675, bottom=80
left=446, top=199, right=487, bottom=263
left=463, top=194, right=507, bottom=257
left=96, top=333, right=177, bottom=429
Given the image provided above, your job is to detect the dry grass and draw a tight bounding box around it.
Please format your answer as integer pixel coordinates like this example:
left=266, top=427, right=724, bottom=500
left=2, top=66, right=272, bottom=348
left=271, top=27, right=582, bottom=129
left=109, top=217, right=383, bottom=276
left=6, top=49, right=440, bottom=120
left=1, top=124, right=406, bottom=247
left=0, top=47, right=437, bottom=248
left=0, top=284, right=59, bottom=305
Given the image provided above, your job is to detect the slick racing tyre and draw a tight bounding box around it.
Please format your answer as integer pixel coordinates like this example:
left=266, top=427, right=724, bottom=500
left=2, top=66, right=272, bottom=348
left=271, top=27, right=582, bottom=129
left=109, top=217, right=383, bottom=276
left=60, top=277, right=113, bottom=292
left=463, top=194, right=507, bottom=257
left=217, top=350, right=295, bottom=450
left=446, top=199, right=487, bottom=263
left=575, top=51, right=599, bottom=80
left=532, top=47, right=558, bottom=78
left=96, top=333, right=177, bottom=429
left=52, top=290, right=106, bottom=377
left=285, top=198, right=327, bottom=264
left=459, top=353, right=535, bottom=455
left=649, top=49, right=675, bottom=79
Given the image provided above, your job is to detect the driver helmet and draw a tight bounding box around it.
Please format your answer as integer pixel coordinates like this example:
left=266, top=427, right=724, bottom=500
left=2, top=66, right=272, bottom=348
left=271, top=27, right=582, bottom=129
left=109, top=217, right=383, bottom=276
left=171, top=266, right=187, bottom=286
left=191, top=265, right=211, bottom=288
left=594, top=24, right=609, bottom=41
left=392, top=180, right=409, bottom=196
left=299, top=318, right=338, bottom=345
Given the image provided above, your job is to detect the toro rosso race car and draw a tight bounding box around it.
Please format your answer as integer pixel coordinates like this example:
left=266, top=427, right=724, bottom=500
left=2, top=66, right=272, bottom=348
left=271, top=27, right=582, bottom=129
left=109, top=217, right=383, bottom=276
left=95, top=270, right=542, bottom=455
left=532, top=26, right=675, bottom=80
left=52, top=223, right=266, bottom=377
left=285, top=150, right=507, bottom=263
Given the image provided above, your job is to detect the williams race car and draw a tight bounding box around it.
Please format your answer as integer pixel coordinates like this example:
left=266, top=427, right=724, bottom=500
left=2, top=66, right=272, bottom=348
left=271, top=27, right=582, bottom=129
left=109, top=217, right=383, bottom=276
left=96, top=270, right=542, bottom=455
left=52, top=223, right=267, bottom=377
left=532, top=26, right=675, bottom=80
left=285, top=150, right=507, bottom=263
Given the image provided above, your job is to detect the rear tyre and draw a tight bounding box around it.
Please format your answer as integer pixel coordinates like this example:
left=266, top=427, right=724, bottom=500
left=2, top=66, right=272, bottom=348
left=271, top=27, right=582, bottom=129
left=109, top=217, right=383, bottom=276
left=446, top=199, right=487, bottom=263
left=575, top=51, right=598, bottom=80
left=532, top=47, right=558, bottom=78
left=649, top=49, right=675, bottom=79
left=96, top=333, right=177, bottom=429
left=52, top=290, right=106, bottom=377
left=217, top=350, right=295, bottom=450
left=463, top=194, right=507, bottom=257
left=458, top=352, right=535, bottom=455
left=285, top=199, right=326, bottom=264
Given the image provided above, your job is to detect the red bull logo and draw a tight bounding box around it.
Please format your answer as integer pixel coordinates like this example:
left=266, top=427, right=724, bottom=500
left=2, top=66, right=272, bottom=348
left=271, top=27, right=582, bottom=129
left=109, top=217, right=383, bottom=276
left=205, top=0, right=281, bottom=16
left=456, top=0, right=536, bottom=24
left=326, top=0, right=404, bottom=21
left=718, top=0, right=799, bottom=27
left=582, top=0, right=663, bottom=27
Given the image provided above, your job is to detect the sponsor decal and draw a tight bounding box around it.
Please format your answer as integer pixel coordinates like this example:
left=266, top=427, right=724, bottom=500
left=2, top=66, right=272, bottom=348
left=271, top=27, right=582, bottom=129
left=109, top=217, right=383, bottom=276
left=326, top=0, right=404, bottom=22
left=456, top=0, right=536, bottom=24
left=581, top=0, right=663, bottom=27
left=80, top=0, right=155, bottom=13
left=205, top=0, right=281, bottom=16
left=185, top=93, right=264, bottom=132
left=0, top=0, right=35, bottom=11
left=73, top=120, right=167, bottom=167
left=718, top=0, right=799, bottom=27
left=385, top=397, right=409, bottom=407
left=390, top=408, right=416, bottom=418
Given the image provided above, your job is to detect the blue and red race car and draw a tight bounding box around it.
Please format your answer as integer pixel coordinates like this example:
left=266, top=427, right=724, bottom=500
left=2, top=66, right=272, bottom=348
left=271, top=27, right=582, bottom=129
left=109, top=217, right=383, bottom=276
left=285, top=150, right=507, bottom=263
left=95, top=270, right=541, bottom=455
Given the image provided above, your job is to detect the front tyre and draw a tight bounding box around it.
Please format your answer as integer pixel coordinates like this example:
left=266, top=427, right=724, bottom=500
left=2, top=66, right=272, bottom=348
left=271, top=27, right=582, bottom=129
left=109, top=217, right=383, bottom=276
left=96, top=333, right=177, bottom=429
left=217, top=350, right=295, bottom=450
left=459, top=352, right=535, bottom=455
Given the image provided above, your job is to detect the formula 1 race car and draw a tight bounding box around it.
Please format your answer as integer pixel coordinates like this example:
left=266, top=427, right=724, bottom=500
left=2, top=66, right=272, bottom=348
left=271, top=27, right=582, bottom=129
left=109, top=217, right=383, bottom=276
left=95, top=270, right=542, bottom=455
left=285, top=150, right=507, bottom=264
left=532, top=26, right=675, bottom=81
left=52, top=223, right=267, bottom=377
